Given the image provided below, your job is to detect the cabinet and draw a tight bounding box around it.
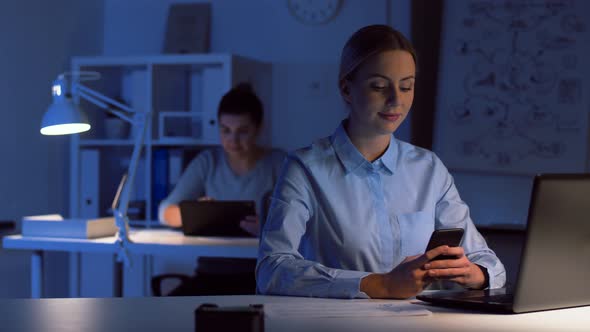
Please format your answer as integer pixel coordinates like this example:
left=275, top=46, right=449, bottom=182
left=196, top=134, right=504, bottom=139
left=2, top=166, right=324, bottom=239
left=68, top=54, right=272, bottom=226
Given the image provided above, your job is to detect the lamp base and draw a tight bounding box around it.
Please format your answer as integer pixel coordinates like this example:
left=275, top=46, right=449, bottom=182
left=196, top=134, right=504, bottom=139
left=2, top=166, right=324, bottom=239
left=114, top=211, right=133, bottom=267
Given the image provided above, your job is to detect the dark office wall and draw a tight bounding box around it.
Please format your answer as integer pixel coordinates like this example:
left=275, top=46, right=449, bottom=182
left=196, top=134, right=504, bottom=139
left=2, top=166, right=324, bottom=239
left=103, top=0, right=413, bottom=151
left=0, top=0, right=104, bottom=298
left=410, top=0, right=444, bottom=150
left=0, top=0, right=103, bottom=230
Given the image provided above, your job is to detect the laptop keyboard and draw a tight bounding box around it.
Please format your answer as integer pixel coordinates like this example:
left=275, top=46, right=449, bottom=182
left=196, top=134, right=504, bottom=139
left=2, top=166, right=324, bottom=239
left=433, top=289, right=514, bottom=304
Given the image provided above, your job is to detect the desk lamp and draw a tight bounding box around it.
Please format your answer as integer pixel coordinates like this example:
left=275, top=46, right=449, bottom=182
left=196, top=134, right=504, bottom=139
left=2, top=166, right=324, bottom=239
left=40, top=72, right=147, bottom=266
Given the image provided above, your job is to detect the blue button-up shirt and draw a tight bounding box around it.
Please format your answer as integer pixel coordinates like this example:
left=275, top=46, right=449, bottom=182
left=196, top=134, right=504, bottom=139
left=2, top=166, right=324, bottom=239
left=256, top=122, right=506, bottom=298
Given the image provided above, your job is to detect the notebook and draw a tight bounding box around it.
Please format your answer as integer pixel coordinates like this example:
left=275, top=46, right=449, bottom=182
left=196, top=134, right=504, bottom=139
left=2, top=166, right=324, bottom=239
left=179, top=200, right=256, bottom=237
left=21, top=174, right=128, bottom=239
left=416, top=174, right=590, bottom=314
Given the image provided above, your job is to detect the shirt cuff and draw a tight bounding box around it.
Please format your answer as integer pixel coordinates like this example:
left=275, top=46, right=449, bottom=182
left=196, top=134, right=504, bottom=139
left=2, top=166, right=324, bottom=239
left=332, top=270, right=372, bottom=299
left=474, top=264, right=490, bottom=290
left=158, top=201, right=170, bottom=225
left=474, top=261, right=506, bottom=289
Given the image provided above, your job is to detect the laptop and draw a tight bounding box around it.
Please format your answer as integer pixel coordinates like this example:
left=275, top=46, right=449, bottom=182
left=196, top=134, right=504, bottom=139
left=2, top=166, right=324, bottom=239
left=179, top=200, right=256, bottom=237
left=416, top=174, right=590, bottom=314
left=112, top=173, right=127, bottom=212
left=106, top=173, right=128, bottom=217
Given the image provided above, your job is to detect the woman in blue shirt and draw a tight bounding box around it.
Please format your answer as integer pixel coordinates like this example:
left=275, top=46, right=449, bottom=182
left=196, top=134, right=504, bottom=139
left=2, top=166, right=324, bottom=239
left=256, top=25, right=506, bottom=299
left=158, top=83, right=285, bottom=296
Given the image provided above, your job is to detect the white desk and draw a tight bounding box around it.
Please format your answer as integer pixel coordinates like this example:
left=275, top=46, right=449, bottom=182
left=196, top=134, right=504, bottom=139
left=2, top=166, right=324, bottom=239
left=2, top=229, right=258, bottom=298
left=0, top=295, right=588, bottom=332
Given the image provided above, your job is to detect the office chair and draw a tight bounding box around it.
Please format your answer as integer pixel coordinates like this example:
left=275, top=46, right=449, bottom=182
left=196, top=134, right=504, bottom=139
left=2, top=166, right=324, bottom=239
left=151, top=273, right=192, bottom=296
left=0, top=220, right=16, bottom=236
left=151, top=192, right=272, bottom=296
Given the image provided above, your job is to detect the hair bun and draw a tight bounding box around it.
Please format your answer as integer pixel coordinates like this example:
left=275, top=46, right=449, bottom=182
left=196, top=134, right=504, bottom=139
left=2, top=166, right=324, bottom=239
left=234, top=82, right=254, bottom=93
left=218, top=82, right=264, bottom=127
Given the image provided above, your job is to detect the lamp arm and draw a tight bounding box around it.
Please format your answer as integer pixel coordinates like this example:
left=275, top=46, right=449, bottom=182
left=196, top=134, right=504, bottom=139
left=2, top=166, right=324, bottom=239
left=74, top=84, right=134, bottom=123
left=71, top=83, right=148, bottom=266
left=117, top=112, right=146, bottom=217
left=113, top=111, right=147, bottom=267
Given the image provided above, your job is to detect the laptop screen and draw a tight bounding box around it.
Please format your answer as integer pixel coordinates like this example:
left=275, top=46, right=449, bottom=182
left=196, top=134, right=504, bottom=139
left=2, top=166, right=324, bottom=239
left=111, top=173, right=128, bottom=211
left=513, top=174, right=590, bottom=312
left=416, top=174, right=590, bottom=314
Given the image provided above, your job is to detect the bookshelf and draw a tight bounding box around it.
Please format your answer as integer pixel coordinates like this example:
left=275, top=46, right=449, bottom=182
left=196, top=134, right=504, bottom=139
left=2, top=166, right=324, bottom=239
left=68, top=54, right=272, bottom=228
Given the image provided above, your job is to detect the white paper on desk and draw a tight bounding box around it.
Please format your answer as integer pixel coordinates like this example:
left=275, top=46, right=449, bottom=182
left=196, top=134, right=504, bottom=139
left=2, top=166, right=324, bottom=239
left=22, top=214, right=63, bottom=221
left=265, top=301, right=431, bottom=318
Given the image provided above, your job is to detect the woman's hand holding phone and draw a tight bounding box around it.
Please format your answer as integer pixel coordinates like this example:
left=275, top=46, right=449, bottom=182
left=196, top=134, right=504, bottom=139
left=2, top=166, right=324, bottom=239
left=361, top=228, right=487, bottom=298
left=423, top=229, right=486, bottom=289
left=423, top=246, right=486, bottom=289
left=360, top=245, right=448, bottom=299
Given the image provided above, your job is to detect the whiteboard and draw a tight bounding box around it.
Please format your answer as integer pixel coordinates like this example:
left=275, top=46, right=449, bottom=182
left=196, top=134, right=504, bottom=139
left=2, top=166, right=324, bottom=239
left=433, top=0, right=590, bottom=174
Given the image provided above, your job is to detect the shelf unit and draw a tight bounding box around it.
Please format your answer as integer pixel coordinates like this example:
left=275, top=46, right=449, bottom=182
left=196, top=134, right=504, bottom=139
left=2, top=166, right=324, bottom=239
left=68, top=54, right=272, bottom=227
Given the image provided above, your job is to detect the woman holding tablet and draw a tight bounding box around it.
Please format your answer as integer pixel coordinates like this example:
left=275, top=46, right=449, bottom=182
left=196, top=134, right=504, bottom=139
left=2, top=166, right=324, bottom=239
left=159, top=83, right=284, bottom=235
left=158, top=83, right=285, bottom=295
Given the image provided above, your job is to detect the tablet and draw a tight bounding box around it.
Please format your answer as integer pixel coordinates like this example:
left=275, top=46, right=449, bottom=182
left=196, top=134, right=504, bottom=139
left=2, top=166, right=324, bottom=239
left=179, top=200, right=256, bottom=237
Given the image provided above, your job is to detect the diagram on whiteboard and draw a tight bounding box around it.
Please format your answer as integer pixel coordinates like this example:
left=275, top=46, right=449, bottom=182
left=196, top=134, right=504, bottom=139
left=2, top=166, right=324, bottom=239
left=434, top=0, right=589, bottom=174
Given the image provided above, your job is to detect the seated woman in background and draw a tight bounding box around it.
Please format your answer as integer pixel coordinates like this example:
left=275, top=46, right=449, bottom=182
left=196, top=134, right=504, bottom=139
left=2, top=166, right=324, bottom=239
left=256, top=25, right=506, bottom=299
left=159, top=82, right=285, bottom=295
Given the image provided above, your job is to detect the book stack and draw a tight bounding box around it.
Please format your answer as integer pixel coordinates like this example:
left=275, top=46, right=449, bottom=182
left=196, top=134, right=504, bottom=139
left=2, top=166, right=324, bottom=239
left=21, top=214, right=118, bottom=239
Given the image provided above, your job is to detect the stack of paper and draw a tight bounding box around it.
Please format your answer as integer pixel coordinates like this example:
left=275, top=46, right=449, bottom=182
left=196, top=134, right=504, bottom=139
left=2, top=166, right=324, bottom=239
left=21, top=214, right=118, bottom=239
left=265, top=301, right=431, bottom=318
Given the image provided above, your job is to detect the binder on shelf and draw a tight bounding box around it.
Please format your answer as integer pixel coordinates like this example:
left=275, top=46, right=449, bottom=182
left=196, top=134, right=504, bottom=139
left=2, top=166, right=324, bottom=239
left=168, top=149, right=184, bottom=189
left=21, top=214, right=117, bottom=239
left=80, top=149, right=100, bottom=218
left=152, top=149, right=169, bottom=218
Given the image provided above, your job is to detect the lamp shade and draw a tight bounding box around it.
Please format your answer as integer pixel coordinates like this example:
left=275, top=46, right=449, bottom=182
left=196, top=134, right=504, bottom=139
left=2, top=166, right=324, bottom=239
left=40, top=96, right=91, bottom=135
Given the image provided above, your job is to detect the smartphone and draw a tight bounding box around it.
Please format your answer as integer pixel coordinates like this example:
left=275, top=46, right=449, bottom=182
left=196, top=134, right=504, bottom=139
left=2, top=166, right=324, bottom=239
left=425, top=228, right=465, bottom=261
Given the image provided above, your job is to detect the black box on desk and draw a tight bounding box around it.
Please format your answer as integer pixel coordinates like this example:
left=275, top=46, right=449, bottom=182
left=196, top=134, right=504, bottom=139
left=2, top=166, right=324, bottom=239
left=195, top=303, right=264, bottom=332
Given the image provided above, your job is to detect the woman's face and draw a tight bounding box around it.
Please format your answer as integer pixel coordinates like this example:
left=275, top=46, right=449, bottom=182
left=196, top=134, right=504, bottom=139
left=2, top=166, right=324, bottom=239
left=341, top=49, right=416, bottom=136
left=218, top=113, right=260, bottom=157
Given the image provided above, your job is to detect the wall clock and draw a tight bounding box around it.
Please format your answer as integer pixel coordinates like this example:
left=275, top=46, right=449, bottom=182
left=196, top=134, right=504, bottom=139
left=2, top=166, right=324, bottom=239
left=287, top=0, right=343, bottom=25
